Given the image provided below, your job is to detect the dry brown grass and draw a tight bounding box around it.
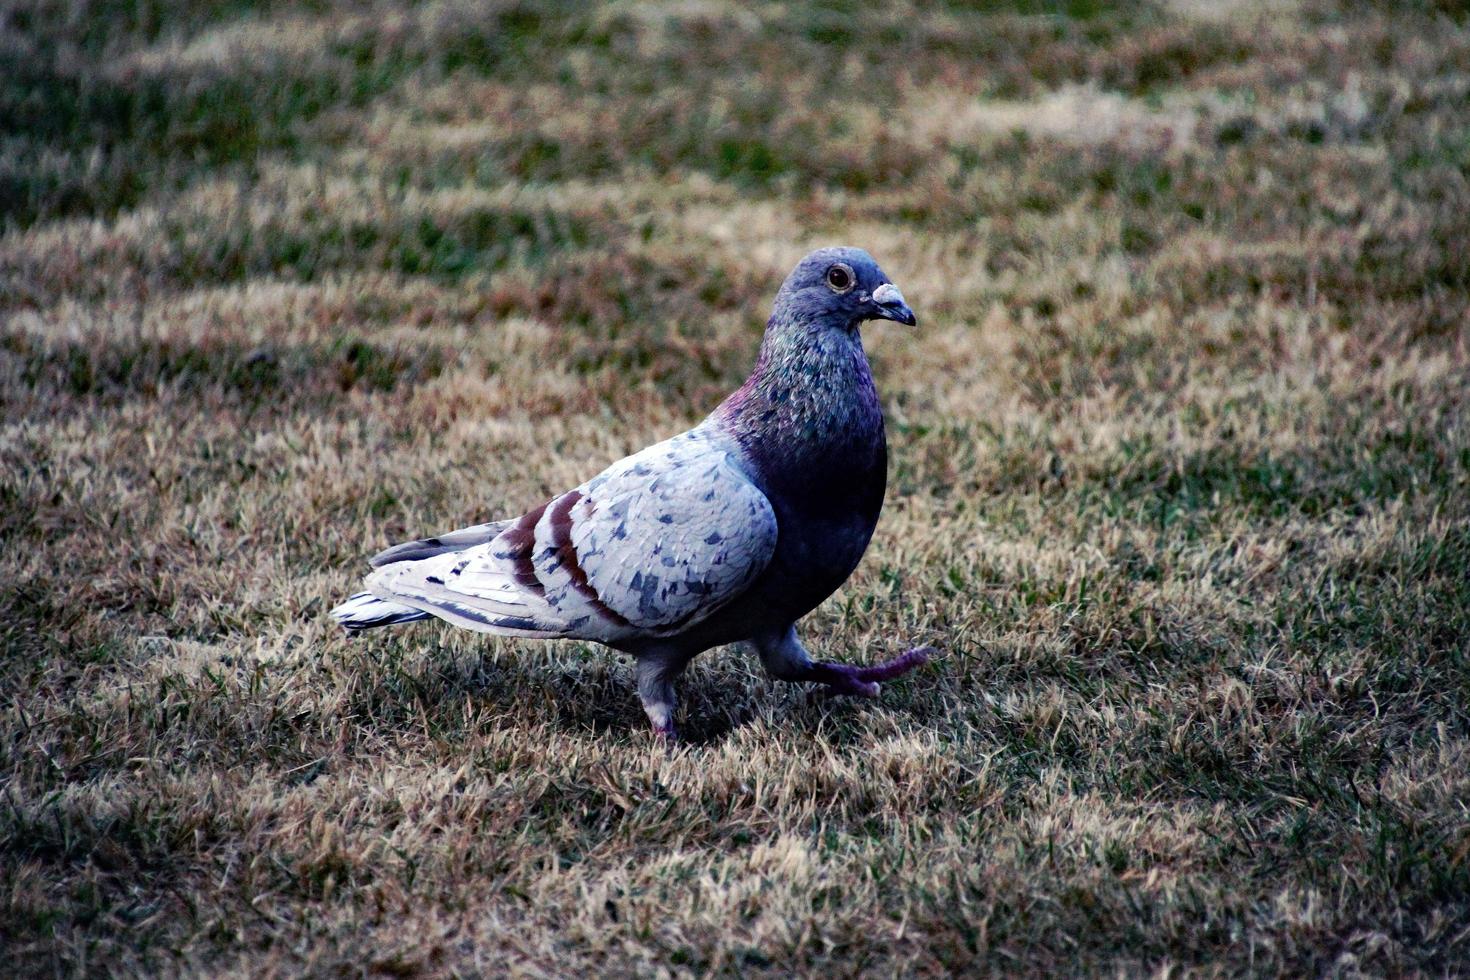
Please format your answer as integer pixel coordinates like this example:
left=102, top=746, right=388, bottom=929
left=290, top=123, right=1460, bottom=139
left=4, top=0, right=1470, bottom=975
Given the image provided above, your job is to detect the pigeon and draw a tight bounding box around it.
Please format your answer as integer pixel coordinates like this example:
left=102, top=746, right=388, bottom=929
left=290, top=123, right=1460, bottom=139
left=332, top=246, right=932, bottom=739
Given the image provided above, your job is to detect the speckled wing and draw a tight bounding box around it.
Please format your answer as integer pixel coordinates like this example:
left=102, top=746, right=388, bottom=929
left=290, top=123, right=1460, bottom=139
left=362, top=430, right=777, bottom=642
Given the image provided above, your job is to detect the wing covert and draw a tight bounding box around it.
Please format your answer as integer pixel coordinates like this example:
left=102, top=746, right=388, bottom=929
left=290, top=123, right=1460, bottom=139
left=363, top=430, right=777, bottom=641
left=555, top=441, right=776, bottom=631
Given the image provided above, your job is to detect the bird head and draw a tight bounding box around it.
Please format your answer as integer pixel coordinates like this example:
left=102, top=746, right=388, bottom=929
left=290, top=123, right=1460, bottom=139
left=771, top=246, right=917, bottom=331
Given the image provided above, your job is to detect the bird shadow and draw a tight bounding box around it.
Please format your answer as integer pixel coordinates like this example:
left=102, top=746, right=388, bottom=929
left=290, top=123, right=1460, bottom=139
left=341, top=636, right=936, bottom=750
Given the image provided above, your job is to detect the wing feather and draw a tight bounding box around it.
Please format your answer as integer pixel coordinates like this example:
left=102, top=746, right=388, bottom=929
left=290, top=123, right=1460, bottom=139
left=361, top=429, right=776, bottom=642
left=369, top=519, right=512, bottom=567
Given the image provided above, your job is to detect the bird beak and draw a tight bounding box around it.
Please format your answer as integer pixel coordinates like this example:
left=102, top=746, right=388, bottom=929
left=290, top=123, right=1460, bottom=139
left=869, top=282, right=917, bottom=326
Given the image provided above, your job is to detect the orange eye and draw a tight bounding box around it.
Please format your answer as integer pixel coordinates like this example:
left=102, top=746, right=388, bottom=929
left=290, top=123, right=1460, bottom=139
left=825, top=264, right=854, bottom=293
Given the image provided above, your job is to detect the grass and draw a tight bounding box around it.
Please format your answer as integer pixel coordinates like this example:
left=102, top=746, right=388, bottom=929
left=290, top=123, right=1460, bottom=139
left=3, top=0, right=1470, bottom=974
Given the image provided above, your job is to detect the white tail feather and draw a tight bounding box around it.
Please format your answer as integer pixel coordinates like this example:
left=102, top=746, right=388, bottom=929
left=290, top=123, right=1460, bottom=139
left=330, top=592, right=430, bottom=631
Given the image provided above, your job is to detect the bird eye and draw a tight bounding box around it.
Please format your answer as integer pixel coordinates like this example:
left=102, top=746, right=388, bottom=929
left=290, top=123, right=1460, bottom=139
left=825, top=264, right=854, bottom=293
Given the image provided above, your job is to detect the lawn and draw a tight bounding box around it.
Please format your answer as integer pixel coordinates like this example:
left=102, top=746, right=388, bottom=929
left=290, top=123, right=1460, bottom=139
left=3, top=0, right=1469, bottom=974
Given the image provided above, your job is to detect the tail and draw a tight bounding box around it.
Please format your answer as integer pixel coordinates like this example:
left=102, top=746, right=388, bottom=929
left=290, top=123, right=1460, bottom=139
left=330, top=591, right=432, bottom=632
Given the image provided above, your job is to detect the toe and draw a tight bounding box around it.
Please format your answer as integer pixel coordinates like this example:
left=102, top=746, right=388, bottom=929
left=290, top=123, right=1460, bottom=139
left=839, top=677, right=881, bottom=698
left=856, top=646, right=934, bottom=682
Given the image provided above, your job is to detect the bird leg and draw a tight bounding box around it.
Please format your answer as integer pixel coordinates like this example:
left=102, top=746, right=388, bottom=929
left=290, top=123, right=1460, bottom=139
left=755, top=626, right=931, bottom=698
left=635, top=654, right=684, bottom=742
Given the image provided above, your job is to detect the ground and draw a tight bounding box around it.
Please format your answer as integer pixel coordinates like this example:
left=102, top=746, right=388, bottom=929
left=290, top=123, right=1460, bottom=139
left=3, top=0, right=1470, bottom=975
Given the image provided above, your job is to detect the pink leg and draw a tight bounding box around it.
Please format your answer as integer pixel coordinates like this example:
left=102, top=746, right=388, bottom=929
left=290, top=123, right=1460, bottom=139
left=801, top=647, right=933, bottom=697
left=637, top=654, right=684, bottom=742
left=756, top=627, right=932, bottom=698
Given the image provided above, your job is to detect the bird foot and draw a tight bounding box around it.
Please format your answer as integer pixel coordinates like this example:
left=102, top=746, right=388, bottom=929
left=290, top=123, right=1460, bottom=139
left=814, top=646, right=934, bottom=699
left=652, top=720, right=678, bottom=746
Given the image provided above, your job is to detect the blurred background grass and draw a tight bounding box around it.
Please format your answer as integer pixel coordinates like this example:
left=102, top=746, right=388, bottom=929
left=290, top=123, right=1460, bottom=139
left=3, top=1, right=1470, bottom=975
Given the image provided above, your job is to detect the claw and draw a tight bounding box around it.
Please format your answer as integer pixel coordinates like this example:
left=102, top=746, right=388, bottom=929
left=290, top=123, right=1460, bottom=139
left=809, top=677, right=878, bottom=702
